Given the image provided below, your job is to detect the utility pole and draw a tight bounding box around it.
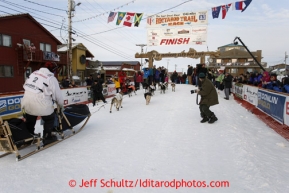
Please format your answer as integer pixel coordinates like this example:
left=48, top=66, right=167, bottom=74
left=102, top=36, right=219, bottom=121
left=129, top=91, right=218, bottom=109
left=136, top=44, right=147, bottom=70
left=167, top=59, right=170, bottom=72
left=68, top=0, right=72, bottom=79
left=285, top=51, right=288, bottom=64
left=67, top=0, right=81, bottom=79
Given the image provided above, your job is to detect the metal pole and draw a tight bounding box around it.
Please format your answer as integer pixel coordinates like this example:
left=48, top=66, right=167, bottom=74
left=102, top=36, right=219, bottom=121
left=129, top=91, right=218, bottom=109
left=68, top=0, right=72, bottom=79
left=167, top=59, right=169, bottom=71
left=233, top=37, right=266, bottom=72
left=136, top=44, right=147, bottom=70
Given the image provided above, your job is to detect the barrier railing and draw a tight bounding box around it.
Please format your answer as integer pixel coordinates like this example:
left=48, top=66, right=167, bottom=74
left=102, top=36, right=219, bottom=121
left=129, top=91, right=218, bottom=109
left=0, top=84, right=117, bottom=119
left=232, top=82, right=289, bottom=140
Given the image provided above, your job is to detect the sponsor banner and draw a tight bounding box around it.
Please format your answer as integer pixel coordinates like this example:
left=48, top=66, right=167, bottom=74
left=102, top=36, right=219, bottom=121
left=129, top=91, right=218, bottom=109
left=147, top=26, right=207, bottom=46
left=243, top=85, right=258, bottom=106
left=284, top=97, right=289, bottom=126
left=0, top=95, right=23, bottom=116
left=231, top=82, right=235, bottom=93
left=146, top=11, right=208, bottom=28
left=61, top=87, right=89, bottom=106
left=107, top=84, right=117, bottom=96
left=257, top=89, right=286, bottom=123
left=234, top=83, right=244, bottom=99
left=88, top=84, right=116, bottom=99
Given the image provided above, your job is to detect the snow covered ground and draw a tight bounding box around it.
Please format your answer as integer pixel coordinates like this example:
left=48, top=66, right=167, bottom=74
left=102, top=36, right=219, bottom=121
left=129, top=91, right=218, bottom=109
left=1, top=84, right=289, bottom=193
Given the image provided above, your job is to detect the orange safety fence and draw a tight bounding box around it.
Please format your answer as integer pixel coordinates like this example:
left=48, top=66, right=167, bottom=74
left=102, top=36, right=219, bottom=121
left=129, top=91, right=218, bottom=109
left=233, top=94, right=289, bottom=140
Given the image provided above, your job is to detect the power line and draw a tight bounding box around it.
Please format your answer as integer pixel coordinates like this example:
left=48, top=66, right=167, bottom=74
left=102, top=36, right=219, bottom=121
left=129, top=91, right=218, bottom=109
left=22, top=0, right=66, bottom=11
left=73, top=0, right=136, bottom=23
left=0, top=0, right=142, bottom=60
left=77, top=0, right=193, bottom=37
left=0, top=0, right=65, bottom=17
left=76, top=4, right=139, bottom=46
left=143, top=0, right=193, bottom=19
left=0, top=1, right=136, bottom=57
left=0, top=9, right=135, bottom=60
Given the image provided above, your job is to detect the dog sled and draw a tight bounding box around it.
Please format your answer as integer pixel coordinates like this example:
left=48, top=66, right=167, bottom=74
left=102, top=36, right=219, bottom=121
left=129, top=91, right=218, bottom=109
left=0, top=104, right=91, bottom=161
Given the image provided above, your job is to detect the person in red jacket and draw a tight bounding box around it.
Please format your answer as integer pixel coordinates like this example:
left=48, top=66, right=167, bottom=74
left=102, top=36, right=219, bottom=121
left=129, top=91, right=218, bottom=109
left=135, top=71, right=143, bottom=90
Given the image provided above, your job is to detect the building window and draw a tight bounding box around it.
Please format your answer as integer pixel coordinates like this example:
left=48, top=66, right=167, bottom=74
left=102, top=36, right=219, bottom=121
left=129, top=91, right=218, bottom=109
left=0, top=34, right=12, bottom=47
left=247, top=68, right=253, bottom=73
left=220, top=48, right=225, bottom=52
left=40, top=43, right=51, bottom=52
left=230, top=68, right=238, bottom=74
left=0, top=65, right=14, bottom=77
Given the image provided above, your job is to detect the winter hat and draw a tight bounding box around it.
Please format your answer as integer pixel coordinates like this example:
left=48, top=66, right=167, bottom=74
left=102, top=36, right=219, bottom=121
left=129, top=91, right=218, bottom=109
left=199, top=73, right=206, bottom=78
left=44, top=62, right=58, bottom=73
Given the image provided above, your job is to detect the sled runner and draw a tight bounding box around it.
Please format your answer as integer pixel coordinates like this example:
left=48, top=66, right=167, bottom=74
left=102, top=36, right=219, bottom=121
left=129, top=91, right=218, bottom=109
left=0, top=104, right=91, bottom=161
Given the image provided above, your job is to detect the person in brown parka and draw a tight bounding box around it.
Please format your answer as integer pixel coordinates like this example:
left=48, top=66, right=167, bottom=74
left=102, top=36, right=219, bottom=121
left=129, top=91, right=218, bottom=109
left=197, top=73, right=219, bottom=123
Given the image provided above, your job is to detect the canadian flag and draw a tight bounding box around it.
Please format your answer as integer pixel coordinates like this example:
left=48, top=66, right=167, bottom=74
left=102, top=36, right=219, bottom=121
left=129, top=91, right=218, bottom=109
left=123, top=12, right=135, bottom=27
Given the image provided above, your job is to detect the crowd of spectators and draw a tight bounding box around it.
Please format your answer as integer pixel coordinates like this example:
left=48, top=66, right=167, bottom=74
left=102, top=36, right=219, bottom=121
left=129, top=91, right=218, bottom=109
left=233, top=71, right=289, bottom=93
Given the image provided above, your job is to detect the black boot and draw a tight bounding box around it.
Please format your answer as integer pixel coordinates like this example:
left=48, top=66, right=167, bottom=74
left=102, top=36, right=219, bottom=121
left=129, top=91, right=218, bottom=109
left=200, top=116, right=209, bottom=123
left=43, top=131, right=58, bottom=146
left=208, top=113, right=218, bottom=124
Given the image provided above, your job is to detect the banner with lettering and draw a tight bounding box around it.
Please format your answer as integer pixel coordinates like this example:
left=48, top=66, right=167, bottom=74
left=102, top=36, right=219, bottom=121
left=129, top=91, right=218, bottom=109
left=231, top=82, right=235, bottom=93
left=257, top=89, right=286, bottom=123
left=0, top=95, right=23, bottom=117
left=243, top=85, right=258, bottom=106
left=147, top=26, right=207, bottom=46
left=283, top=96, right=289, bottom=126
left=62, top=87, right=89, bottom=106
left=146, top=11, right=208, bottom=28
left=234, top=83, right=244, bottom=99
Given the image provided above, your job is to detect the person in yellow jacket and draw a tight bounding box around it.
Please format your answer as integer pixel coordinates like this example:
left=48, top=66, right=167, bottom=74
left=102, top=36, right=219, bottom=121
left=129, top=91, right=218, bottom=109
left=113, top=77, right=121, bottom=93
left=215, top=70, right=225, bottom=90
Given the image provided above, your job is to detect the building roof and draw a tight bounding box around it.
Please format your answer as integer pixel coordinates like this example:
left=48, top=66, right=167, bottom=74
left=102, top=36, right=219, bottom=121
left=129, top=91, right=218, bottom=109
left=57, top=43, right=94, bottom=58
left=218, top=43, right=243, bottom=49
left=100, top=61, right=140, bottom=66
left=0, top=13, right=62, bottom=45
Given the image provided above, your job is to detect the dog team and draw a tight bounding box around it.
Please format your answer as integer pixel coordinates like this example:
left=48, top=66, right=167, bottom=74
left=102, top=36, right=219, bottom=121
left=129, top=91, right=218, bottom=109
left=108, top=81, right=176, bottom=113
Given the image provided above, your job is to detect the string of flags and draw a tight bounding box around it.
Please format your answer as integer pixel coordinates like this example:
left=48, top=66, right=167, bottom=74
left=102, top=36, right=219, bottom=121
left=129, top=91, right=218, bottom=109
left=108, top=12, right=143, bottom=27
left=212, top=0, right=252, bottom=19
left=73, top=0, right=136, bottom=23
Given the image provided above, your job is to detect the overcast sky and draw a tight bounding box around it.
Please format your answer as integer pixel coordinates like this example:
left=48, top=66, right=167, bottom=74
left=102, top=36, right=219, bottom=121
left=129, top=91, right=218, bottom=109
left=1, top=0, right=289, bottom=72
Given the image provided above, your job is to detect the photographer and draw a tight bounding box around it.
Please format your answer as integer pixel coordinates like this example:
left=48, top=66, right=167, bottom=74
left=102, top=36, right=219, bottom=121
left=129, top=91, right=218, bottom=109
left=191, top=73, right=219, bottom=124
left=196, top=64, right=207, bottom=88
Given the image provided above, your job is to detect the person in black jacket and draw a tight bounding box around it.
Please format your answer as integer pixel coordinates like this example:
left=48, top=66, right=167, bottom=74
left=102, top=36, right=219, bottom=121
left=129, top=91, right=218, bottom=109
left=187, top=65, right=193, bottom=84
left=223, top=72, right=233, bottom=100
left=95, top=74, right=104, bottom=85
left=196, top=64, right=208, bottom=88
left=91, top=80, right=107, bottom=106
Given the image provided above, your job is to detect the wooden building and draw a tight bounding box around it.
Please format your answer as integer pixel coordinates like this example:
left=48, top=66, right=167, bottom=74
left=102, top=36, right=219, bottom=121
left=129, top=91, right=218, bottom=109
left=57, top=43, right=94, bottom=83
left=86, top=61, right=141, bottom=81
left=208, top=44, right=267, bottom=76
left=0, top=13, right=66, bottom=93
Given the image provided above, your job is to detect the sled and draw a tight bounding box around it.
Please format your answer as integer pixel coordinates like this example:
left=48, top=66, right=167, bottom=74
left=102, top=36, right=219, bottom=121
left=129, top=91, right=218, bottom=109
left=0, top=104, right=91, bottom=161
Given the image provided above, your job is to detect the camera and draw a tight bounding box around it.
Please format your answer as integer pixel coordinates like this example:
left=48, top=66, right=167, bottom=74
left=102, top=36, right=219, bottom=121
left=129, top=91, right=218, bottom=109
left=190, top=89, right=198, bottom=94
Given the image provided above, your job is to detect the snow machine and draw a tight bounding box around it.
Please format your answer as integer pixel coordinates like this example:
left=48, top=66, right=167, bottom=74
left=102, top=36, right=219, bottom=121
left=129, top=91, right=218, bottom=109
left=0, top=104, right=91, bottom=161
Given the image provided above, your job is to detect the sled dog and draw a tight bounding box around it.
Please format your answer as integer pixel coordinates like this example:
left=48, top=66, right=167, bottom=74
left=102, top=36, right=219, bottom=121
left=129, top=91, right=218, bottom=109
left=110, top=92, right=124, bottom=113
left=171, top=83, right=176, bottom=92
